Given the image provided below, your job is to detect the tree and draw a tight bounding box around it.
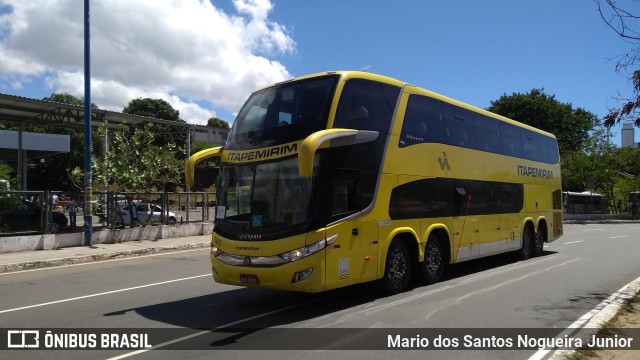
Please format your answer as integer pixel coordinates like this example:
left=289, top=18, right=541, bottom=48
left=597, top=0, right=640, bottom=127
left=207, top=117, right=230, bottom=129
left=487, top=89, right=599, bottom=157
left=43, top=92, right=99, bottom=110
left=91, top=123, right=183, bottom=192
left=123, top=98, right=188, bottom=151
left=613, top=146, right=640, bottom=203
left=0, top=162, right=14, bottom=188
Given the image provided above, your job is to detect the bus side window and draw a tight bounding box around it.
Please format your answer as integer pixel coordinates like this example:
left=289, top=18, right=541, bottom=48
left=500, top=123, right=523, bottom=158
left=522, top=130, right=540, bottom=162
left=444, top=106, right=476, bottom=149
left=475, top=116, right=502, bottom=153
left=328, top=172, right=360, bottom=219
left=399, top=95, right=444, bottom=147
left=334, top=79, right=399, bottom=133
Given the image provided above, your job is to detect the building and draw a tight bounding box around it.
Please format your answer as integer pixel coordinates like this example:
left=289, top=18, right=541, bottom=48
left=0, top=130, right=70, bottom=190
left=621, top=122, right=638, bottom=148
left=191, top=124, right=229, bottom=146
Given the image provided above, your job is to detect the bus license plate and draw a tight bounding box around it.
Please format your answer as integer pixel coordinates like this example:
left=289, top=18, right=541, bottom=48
left=240, top=274, right=259, bottom=284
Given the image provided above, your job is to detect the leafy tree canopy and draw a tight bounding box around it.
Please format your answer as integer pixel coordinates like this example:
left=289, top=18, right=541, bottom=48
left=123, top=98, right=187, bottom=151
left=42, top=93, right=99, bottom=110
left=123, top=98, right=182, bottom=122
left=90, top=123, right=183, bottom=192
left=487, top=89, right=599, bottom=157
left=207, top=117, right=230, bottom=129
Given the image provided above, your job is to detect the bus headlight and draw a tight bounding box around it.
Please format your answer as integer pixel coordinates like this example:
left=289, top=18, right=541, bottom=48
left=280, top=234, right=337, bottom=262
left=211, top=244, right=222, bottom=256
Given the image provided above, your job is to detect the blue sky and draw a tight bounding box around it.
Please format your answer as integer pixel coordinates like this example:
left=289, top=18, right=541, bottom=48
left=0, top=0, right=637, bottom=145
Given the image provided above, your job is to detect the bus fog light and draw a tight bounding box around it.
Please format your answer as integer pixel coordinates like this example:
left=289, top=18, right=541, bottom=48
left=292, top=268, right=313, bottom=283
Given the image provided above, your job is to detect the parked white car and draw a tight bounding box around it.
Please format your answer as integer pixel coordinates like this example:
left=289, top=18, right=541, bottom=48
left=119, top=202, right=177, bottom=225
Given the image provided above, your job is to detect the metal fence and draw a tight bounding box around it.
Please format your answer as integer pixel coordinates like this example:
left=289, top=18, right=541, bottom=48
left=0, top=190, right=215, bottom=236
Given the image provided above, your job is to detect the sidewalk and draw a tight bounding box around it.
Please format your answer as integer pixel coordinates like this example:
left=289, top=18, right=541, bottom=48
left=0, top=234, right=211, bottom=273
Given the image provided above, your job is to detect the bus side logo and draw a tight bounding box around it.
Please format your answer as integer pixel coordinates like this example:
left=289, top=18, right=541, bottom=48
left=438, top=152, right=451, bottom=170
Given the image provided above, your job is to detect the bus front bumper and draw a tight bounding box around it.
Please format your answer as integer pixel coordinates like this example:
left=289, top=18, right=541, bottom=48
left=210, top=251, right=326, bottom=293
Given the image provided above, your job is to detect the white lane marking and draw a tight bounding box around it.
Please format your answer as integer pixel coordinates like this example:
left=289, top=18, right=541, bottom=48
left=528, top=274, right=640, bottom=360
left=609, top=235, right=629, bottom=239
left=0, top=274, right=210, bottom=315
left=582, top=229, right=604, bottom=231
left=0, top=248, right=208, bottom=276
left=563, top=240, right=584, bottom=245
left=107, top=300, right=318, bottom=359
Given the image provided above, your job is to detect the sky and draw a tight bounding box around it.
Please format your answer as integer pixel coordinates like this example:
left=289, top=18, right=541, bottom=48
left=0, top=0, right=638, bottom=146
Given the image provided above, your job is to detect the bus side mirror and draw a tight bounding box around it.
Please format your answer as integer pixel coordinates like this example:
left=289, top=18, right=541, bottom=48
left=298, top=129, right=379, bottom=177
left=185, top=146, right=223, bottom=188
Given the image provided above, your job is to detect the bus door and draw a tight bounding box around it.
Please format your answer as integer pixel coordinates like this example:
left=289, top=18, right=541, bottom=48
left=323, top=171, right=369, bottom=290
left=452, top=187, right=479, bottom=262
left=325, top=218, right=374, bottom=290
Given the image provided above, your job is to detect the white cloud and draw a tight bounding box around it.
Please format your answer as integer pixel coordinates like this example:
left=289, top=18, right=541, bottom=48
left=0, top=0, right=295, bottom=125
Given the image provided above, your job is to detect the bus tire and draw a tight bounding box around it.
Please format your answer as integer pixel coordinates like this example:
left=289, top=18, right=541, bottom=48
left=532, top=225, right=546, bottom=257
left=518, top=225, right=533, bottom=260
left=419, top=234, right=445, bottom=285
left=380, top=240, right=412, bottom=295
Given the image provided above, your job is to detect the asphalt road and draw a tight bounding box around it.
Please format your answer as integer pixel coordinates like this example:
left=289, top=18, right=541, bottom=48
left=1, top=223, right=639, bottom=360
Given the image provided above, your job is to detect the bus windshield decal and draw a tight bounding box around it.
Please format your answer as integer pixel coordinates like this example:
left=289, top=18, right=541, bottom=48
left=224, top=141, right=300, bottom=163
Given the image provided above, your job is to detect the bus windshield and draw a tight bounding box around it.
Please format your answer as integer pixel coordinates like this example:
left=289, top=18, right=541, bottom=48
left=226, top=75, right=339, bottom=150
left=216, top=157, right=317, bottom=237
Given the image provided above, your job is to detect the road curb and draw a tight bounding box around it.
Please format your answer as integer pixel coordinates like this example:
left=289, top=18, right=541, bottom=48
left=0, top=242, right=210, bottom=274
left=542, top=275, right=640, bottom=360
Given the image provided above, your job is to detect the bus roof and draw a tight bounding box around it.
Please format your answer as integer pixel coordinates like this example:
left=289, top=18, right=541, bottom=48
left=260, top=71, right=557, bottom=139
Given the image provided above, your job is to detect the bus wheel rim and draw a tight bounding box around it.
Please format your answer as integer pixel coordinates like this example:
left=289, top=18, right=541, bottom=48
left=389, top=249, right=407, bottom=282
left=426, top=245, right=441, bottom=274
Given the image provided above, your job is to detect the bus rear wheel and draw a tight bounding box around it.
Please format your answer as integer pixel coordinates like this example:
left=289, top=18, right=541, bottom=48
left=419, top=234, right=445, bottom=285
left=380, top=241, right=412, bottom=295
left=532, top=226, right=545, bottom=257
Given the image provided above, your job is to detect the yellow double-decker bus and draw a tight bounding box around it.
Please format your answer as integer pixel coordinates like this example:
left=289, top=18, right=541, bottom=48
left=186, top=71, right=563, bottom=294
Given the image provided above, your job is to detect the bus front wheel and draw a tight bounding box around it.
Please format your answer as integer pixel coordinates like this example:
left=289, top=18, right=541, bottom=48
left=380, top=241, right=412, bottom=295
left=518, top=225, right=533, bottom=260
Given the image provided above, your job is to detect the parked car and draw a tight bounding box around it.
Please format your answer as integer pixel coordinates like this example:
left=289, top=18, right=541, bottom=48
left=2, top=199, right=68, bottom=234
left=118, top=202, right=177, bottom=225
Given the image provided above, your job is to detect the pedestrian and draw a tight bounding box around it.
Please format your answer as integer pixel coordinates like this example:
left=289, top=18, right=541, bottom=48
left=51, top=193, right=58, bottom=209
left=69, top=197, right=78, bottom=227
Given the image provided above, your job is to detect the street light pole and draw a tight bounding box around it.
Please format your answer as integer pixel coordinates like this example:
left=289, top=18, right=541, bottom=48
left=83, top=0, right=93, bottom=246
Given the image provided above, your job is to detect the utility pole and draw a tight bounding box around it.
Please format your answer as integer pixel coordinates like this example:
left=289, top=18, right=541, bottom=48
left=83, top=0, right=93, bottom=246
